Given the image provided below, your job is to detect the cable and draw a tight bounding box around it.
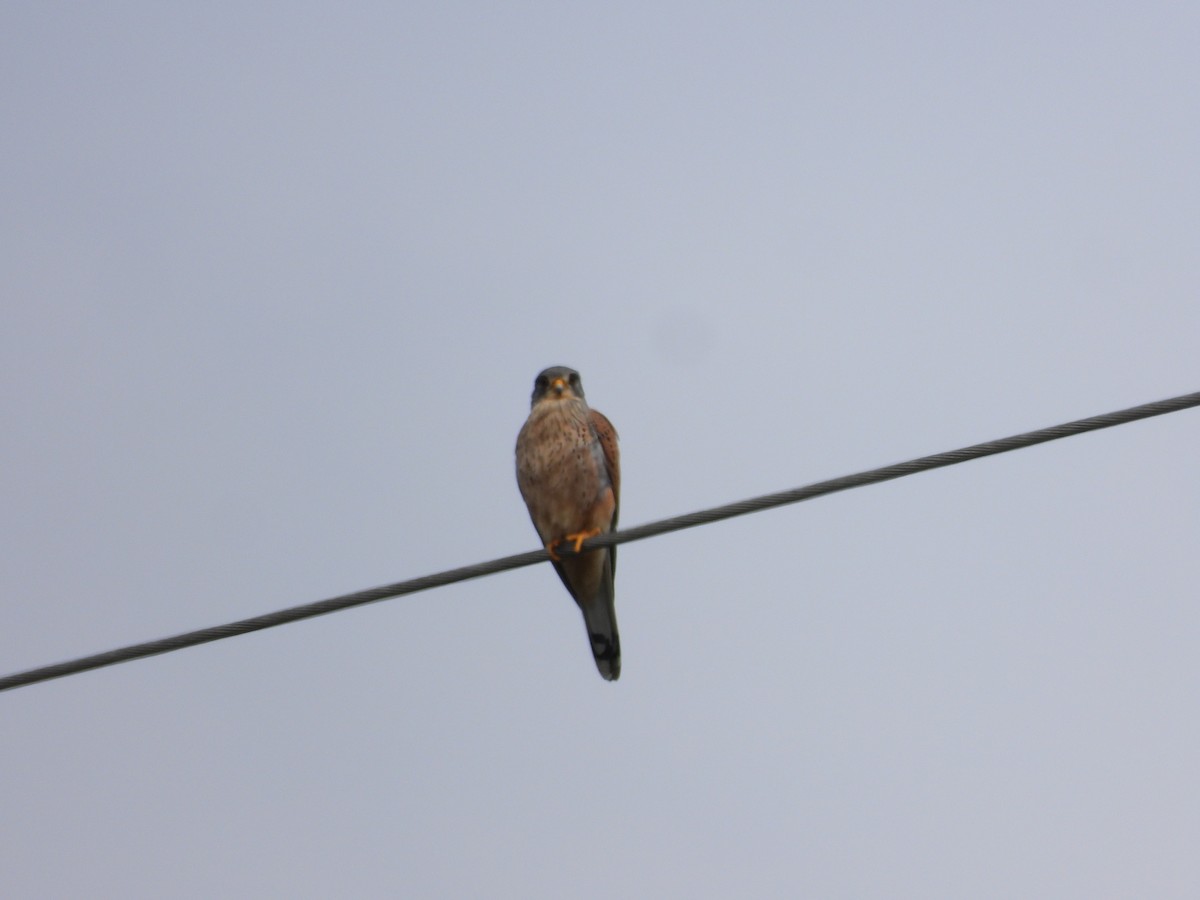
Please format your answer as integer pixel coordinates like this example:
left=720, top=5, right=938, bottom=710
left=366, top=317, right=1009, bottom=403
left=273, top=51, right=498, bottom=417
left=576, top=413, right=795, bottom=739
left=2, top=389, right=1198, bottom=694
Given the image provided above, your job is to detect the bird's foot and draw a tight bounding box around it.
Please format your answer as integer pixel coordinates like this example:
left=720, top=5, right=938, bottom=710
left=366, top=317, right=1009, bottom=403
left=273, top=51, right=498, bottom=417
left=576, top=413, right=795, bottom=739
left=547, top=528, right=602, bottom=559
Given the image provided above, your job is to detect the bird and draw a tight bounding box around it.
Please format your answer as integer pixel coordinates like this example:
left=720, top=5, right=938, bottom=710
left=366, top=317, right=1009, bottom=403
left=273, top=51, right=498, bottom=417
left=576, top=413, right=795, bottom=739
left=515, top=366, right=621, bottom=681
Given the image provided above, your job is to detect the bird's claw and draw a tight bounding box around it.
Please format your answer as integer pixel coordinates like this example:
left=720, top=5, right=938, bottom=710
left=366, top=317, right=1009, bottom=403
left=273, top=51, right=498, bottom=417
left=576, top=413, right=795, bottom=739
left=547, top=528, right=602, bottom=559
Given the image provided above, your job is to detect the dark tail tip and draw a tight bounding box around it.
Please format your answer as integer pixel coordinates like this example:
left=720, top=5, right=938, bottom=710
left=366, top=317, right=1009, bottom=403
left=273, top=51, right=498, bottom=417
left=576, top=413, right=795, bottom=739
left=590, top=631, right=621, bottom=681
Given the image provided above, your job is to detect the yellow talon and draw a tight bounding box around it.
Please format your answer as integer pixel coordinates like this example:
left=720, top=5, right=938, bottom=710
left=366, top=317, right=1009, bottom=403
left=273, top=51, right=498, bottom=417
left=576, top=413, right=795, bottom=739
left=566, top=528, right=602, bottom=553
left=547, top=528, right=602, bottom=559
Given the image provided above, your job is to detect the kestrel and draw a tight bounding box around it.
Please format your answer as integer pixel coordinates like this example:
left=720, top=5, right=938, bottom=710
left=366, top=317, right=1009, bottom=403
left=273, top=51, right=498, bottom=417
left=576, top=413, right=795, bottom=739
left=515, top=366, right=621, bottom=681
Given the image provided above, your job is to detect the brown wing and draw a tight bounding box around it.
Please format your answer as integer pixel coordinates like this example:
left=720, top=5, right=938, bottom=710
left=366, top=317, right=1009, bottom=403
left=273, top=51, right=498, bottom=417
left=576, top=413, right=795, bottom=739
left=588, top=407, right=620, bottom=577
left=589, top=408, right=619, bottom=528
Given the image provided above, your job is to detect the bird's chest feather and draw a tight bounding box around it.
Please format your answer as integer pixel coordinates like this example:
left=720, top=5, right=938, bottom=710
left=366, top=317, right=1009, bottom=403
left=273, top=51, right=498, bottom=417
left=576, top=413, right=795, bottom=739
left=516, top=402, right=610, bottom=531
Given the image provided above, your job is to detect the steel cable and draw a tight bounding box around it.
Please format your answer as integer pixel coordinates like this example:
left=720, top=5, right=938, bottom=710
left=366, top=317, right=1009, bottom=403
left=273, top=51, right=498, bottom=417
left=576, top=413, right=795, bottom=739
left=2, top=389, right=1197, bottom=693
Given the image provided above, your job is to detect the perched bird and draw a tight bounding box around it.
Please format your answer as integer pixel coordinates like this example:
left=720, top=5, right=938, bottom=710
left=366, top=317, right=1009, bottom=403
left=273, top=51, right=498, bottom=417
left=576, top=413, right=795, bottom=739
left=515, top=366, right=621, bottom=680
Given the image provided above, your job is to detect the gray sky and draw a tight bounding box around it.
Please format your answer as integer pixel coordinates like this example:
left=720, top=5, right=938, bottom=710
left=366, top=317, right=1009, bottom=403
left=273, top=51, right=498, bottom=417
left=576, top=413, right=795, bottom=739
left=3, top=3, right=1198, bottom=897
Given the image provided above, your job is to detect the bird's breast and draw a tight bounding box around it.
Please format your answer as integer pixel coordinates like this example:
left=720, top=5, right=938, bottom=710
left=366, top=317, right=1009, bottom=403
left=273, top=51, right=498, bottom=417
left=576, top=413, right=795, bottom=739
left=516, top=400, right=612, bottom=539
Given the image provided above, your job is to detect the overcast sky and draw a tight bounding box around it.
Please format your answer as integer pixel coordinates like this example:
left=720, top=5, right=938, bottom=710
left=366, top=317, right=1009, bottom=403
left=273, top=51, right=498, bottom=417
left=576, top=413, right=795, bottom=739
left=3, top=3, right=1198, bottom=897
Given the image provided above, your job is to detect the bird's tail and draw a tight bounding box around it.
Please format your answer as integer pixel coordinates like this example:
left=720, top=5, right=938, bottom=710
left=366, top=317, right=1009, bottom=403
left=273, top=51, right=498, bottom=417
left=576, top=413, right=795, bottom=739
left=581, top=555, right=621, bottom=681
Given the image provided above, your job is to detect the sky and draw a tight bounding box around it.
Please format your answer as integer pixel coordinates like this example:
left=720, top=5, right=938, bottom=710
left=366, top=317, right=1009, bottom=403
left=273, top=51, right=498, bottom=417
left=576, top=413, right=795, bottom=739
left=2, top=3, right=1198, bottom=897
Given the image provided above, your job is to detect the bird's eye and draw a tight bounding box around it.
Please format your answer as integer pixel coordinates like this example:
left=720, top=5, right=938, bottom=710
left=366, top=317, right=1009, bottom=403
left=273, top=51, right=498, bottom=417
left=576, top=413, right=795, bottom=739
left=535, top=375, right=548, bottom=389
left=569, top=373, right=580, bottom=385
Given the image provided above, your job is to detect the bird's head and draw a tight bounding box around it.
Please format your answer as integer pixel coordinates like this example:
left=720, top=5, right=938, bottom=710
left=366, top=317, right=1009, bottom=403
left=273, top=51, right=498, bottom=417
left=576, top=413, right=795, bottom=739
left=531, top=366, right=585, bottom=406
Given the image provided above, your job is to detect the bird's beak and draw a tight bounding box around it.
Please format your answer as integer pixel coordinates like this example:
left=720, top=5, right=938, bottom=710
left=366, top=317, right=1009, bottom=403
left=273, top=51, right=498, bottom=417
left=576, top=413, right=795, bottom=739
left=551, top=377, right=567, bottom=395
